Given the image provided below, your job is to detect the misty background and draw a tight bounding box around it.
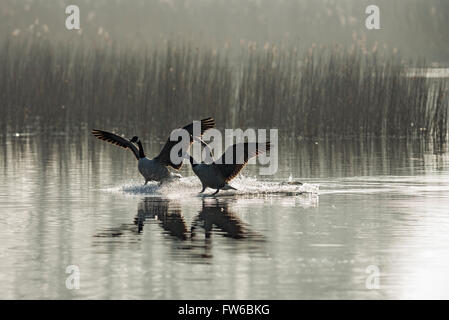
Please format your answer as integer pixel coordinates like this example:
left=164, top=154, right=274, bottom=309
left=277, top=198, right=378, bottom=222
left=0, top=0, right=448, bottom=139
left=1, top=0, right=448, bottom=60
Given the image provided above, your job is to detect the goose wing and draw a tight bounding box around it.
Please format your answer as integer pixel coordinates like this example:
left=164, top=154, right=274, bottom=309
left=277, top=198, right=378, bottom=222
left=213, top=142, right=270, bottom=182
left=156, top=117, right=215, bottom=170
left=91, top=129, right=139, bottom=160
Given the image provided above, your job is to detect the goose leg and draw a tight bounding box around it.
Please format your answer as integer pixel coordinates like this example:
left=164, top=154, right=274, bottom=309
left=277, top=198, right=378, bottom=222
left=191, top=217, right=201, bottom=239
left=199, top=186, right=206, bottom=193
left=212, top=189, right=220, bottom=195
left=144, top=180, right=149, bottom=185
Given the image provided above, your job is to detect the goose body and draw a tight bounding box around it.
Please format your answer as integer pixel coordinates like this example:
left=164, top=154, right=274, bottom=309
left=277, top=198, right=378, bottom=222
left=189, top=142, right=270, bottom=195
left=138, top=157, right=173, bottom=182
left=92, top=118, right=215, bottom=184
left=192, top=164, right=233, bottom=191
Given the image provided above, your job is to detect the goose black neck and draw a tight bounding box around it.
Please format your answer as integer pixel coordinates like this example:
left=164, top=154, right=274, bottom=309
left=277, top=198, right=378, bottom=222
left=189, top=154, right=198, bottom=168
left=137, top=140, right=146, bottom=158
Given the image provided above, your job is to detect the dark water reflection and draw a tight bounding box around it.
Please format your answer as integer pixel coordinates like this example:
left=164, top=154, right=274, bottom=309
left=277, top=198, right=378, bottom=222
left=94, top=197, right=264, bottom=261
left=1, top=134, right=449, bottom=299
left=192, top=199, right=250, bottom=240
left=136, top=198, right=188, bottom=240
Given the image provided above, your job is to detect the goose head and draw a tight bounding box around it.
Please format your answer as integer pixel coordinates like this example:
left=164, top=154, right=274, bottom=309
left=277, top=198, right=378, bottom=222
left=131, top=136, right=146, bottom=158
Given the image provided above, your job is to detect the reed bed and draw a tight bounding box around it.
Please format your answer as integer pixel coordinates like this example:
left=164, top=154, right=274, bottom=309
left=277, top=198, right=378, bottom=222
left=1, top=38, right=447, bottom=140
left=2, top=0, right=448, bottom=61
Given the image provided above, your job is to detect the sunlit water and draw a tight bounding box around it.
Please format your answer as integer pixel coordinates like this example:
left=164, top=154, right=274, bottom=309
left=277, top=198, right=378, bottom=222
left=1, top=135, right=449, bottom=299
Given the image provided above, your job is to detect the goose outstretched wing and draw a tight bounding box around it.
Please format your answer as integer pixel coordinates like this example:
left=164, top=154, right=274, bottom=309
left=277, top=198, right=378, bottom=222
left=213, top=142, right=270, bottom=182
left=156, top=117, right=215, bottom=170
left=91, top=129, right=139, bottom=160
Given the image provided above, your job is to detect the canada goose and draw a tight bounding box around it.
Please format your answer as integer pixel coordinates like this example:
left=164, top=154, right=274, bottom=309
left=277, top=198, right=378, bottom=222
left=91, top=118, right=215, bottom=184
left=187, top=142, right=270, bottom=195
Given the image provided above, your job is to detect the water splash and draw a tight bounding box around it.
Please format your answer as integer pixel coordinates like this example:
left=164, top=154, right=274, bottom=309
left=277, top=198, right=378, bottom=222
left=103, top=175, right=319, bottom=198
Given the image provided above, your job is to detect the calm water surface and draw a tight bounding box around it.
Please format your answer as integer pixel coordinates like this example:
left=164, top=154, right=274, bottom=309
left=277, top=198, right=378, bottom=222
left=1, top=135, right=449, bottom=299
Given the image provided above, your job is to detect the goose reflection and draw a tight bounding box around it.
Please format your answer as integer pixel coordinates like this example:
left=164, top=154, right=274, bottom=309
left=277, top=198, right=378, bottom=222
left=135, top=197, right=253, bottom=241
left=94, top=197, right=187, bottom=241
left=191, top=198, right=248, bottom=240
left=135, top=197, right=187, bottom=240
left=94, top=197, right=263, bottom=250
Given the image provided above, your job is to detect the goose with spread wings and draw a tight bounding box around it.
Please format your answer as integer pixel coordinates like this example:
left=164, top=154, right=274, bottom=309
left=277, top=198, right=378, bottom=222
left=91, top=118, right=215, bottom=184
left=187, top=142, right=270, bottom=195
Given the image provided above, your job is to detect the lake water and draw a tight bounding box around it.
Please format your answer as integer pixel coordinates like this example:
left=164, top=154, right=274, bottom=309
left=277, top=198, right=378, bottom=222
left=1, top=134, right=449, bottom=299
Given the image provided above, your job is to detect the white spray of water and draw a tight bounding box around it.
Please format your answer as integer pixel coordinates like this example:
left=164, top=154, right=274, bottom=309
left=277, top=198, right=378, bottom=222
left=102, top=175, right=319, bottom=199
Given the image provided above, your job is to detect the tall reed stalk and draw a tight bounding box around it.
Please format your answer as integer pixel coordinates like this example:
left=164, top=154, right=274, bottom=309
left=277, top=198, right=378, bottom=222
left=1, top=38, right=447, bottom=141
